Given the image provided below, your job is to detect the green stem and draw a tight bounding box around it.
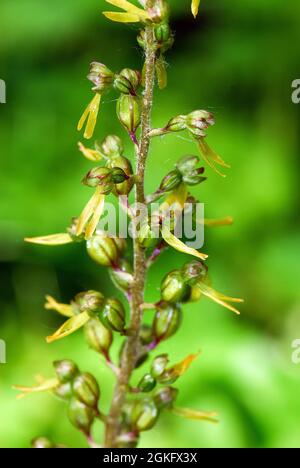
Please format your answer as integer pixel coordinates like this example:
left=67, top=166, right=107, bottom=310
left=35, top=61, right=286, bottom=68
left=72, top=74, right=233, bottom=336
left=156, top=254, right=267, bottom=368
left=104, top=19, right=156, bottom=448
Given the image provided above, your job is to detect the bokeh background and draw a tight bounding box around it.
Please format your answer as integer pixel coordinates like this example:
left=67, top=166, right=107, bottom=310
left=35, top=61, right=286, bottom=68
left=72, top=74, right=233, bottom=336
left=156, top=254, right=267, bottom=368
left=1, top=0, right=300, bottom=448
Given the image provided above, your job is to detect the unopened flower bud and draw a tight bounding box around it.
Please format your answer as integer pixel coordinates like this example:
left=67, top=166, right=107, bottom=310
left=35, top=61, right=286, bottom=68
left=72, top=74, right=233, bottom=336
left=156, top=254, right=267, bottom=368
left=161, top=270, right=191, bottom=303
left=186, top=110, right=215, bottom=138
left=114, top=68, right=141, bottom=95
left=84, top=318, right=113, bottom=356
left=153, top=386, right=178, bottom=409
left=151, top=354, right=169, bottom=379
left=117, top=95, right=141, bottom=142
left=159, top=170, right=182, bottom=193
left=155, top=23, right=172, bottom=45
left=96, top=135, right=124, bottom=159
left=82, top=166, right=112, bottom=193
left=153, top=303, right=182, bottom=342
left=87, top=62, right=114, bottom=92
left=109, top=259, right=133, bottom=293
left=31, top=437, right=56, bottom=449
left=99, top=298, right=126, bottom=333
left=182, top=260, right=208, bottom=285
left=67, top=397, right=96, bottom=435
left=137, top=373, right=157, bottom=393
left=75, top=290, right=105, bottom=316
left=130, top=398, right=159, bottom=432
left=53, top=360, right=79, bottom=383
left=107, top=156, right=134, bottom=196
left=54, top=382, right=73, bottom=401
left=87, top=235, right=125, bottom=267
left=165, top=115, right=186, bottom=133
left=73, top=372, right=100, bottom=408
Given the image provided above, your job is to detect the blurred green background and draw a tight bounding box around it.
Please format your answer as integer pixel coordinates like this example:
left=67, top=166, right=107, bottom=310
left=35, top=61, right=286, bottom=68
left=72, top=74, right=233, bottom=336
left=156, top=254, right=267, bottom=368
left=1, top=0, right=300, bottom=448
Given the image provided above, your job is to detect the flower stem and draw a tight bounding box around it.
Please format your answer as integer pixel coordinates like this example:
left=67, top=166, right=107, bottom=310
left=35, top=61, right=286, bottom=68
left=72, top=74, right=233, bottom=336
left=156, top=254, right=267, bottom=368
left=104, top=18, right=156, bottom=448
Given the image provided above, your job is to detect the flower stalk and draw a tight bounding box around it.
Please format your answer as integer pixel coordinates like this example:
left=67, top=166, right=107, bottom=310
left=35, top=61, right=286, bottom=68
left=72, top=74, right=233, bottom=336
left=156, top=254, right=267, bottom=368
left=104, top=12, right=157, bottom=448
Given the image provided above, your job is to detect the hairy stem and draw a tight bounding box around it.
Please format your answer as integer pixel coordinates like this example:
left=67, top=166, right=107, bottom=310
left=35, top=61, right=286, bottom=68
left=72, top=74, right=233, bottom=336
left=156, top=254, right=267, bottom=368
left=104, top=20, right=156, bottom=448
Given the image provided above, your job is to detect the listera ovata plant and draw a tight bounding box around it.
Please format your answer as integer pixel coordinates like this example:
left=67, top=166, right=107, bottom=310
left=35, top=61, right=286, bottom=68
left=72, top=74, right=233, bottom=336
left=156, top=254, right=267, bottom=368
left=14, top=0, right=244, bottom=448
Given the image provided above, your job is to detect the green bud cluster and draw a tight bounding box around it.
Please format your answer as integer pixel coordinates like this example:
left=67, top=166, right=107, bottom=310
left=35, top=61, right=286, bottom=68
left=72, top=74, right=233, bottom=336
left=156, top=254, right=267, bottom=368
left=53, top=360, right=100, bottom=436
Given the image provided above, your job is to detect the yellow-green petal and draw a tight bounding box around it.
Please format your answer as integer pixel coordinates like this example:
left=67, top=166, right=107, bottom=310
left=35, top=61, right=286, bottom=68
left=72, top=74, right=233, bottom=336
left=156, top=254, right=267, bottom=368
left=84, top=94, right=101, bottom=140
left=24, top=233, right=73, bottom=245
left=46, top=311, right=90, bottom=343
left=197, top=138, right=230, bottom=177
left=172, top=406, right=218, bottom=423
left=84, top=192, right=105, bottom=240
left=13, top=378, right=59, bottom=399
left=191, top=0, right=201, bottom=18
left=78, top=142, right=102, bottom=162
left=76, top=187, right=104, bottom=237
left=161, top=225, right=208, bottom=261
left=45, top=295, right=74, bottom=318
left=194, top=282, right=243, bottom=314
left=77, top=94, right=101, bottom=140
left=105, top=0, right=149, bottom=19
left=162, top=183, right=188, bottom=212
left=103, top=11, right=140, bottom=23
left=169, top=352, right=200, bottom=378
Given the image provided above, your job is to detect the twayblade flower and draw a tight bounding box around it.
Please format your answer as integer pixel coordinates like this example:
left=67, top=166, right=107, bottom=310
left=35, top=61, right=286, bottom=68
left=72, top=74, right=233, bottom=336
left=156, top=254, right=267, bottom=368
left=159, top=184, right=208, bottom=261
left=183, top=261, right=244, bottom=314
left=78, top=63, right=114, bottom=140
